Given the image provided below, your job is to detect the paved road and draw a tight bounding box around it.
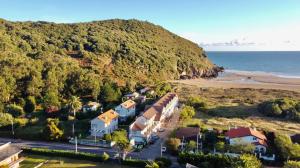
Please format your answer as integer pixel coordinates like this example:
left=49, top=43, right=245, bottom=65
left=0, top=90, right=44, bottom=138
left=0, top=137, right=141, bottom=159
left=138, top=108, right=181, bottom=167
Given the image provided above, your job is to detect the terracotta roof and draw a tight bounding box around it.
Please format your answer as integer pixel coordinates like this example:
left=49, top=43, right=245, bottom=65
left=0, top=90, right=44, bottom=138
left=45, top=106, right=59, bottom=113
left=142, top=93, right=177, bottom=120
left=175, top=127, right=200, bottom=139
left=97, top=109, right=118, bottom=124
left=225, top=127, right=267, bottom=140
left=121, top=100, right=136, bottom=109
left=253, top=139, right=268, bottom=147
left=131, top=121, right=146, bottom=131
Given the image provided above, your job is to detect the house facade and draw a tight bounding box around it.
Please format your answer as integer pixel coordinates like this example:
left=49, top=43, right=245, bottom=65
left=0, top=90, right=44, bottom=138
left=115, top=100, right=136, bottom=121
left=83, top=102, right=101, bottom=113
left=0, top=142, right=23, bottom=168
left=90, top=109, right=118, bottom=137
left=129, top=93, right=179, bottom=144
left=225, top=127, right=268, bottom=153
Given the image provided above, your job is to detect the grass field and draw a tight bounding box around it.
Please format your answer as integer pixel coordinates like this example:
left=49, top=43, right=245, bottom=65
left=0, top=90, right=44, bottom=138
left=20, top=154, right=131, bottom=168
left=175, top=83, right=300, bottom=134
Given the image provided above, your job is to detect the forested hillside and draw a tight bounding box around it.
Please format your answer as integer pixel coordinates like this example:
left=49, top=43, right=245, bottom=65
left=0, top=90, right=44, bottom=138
left=0, top=18, right=217, bottom=105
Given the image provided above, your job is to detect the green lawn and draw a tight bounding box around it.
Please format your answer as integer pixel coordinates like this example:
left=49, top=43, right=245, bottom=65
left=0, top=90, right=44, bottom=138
left=20, top=154, right=132, bottom=168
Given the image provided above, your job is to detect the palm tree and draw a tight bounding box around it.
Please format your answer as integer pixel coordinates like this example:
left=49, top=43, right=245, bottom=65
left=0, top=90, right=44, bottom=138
left=68, top=96, right=82, bottom=136
left=68, top=96, right=82, bottom=118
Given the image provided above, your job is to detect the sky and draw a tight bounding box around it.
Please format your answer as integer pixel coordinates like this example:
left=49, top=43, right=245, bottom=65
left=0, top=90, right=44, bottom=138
left=0, top=0, right=300, bottom=51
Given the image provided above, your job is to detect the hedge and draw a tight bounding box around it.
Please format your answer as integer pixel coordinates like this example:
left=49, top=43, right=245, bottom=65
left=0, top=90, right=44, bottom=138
left=178, top=152, right=235, bottom=168
left=121, top=159, right=147, bottom=167
left=22, top=148, right=105, bottom=162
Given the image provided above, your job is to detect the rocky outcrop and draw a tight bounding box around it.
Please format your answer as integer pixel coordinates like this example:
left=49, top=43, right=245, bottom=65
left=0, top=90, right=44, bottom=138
left=180, top=66, right=224, bottom=79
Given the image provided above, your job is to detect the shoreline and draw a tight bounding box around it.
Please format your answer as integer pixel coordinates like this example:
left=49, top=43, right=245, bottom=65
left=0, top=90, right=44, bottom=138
left=173, top=70, right=300, bottom=92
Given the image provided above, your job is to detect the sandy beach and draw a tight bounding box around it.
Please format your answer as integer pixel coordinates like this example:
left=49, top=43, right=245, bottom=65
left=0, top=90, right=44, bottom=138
left=173, top=71, right=300, bottom=92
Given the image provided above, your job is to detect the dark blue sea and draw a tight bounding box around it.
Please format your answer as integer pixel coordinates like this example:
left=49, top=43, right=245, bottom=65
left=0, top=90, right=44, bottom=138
left=207, top=51, right=300, bottom=78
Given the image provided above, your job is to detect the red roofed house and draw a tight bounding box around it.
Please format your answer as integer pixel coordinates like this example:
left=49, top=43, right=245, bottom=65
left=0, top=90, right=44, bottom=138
left=115, top=100, right=136, bottom=121
left=90, top=109, right=119, bottom=137
left=225, top=127, right=267, bottom=153
left=129, top=93, right=179, bottom=144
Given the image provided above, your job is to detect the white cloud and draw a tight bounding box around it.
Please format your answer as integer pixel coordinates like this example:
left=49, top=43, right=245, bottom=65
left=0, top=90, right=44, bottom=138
left=179, top=22, right=300, bottom=51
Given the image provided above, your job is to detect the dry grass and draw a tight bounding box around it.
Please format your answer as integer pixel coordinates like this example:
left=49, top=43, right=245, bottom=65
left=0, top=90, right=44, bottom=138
left=175, top=83, right=300, bottom=134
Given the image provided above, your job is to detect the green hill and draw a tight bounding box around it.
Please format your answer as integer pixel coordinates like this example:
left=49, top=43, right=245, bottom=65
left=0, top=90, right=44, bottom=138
left=0, top=18, right=219, bottom=102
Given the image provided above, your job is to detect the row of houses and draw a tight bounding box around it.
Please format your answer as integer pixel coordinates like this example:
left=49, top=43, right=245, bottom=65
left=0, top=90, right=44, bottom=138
left=90, top=99, right=136, bottom=137
left=129, top=93, right=179, bottom=144
left=89, top=92, right=179, bottom=145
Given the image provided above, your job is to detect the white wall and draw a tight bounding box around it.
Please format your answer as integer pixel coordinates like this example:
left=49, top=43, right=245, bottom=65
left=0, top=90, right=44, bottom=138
left=90, top=118, right=118, bottom=137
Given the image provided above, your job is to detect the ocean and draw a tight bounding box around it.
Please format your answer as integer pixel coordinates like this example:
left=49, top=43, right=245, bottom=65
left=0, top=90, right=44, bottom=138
left=207, top=51, right=300, bottom=78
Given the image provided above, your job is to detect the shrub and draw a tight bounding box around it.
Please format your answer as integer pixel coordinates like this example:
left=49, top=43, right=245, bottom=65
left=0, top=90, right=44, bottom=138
left=155, top=157, right=172, bottom=168
left=284, top=160, right=300, bottom=168
left=5, top=104, right=25, bottom=117
left=274, top=134, right=300, bottom=160
left=166, top=138, right=181, bottom=154
left=101, top=152, right=110, bottom=161
left=24, top=96, right=36, bottom=113
left=43, top=118, right=63, bottom=141
left=178, top=152, right=233, bottom=168
left=121, top=159, right=147, bottom=167
left=103, top=133, right=112, bottom=141
left=0, top=113, right=13, bottom=127
left=233, top=154, right=262, bottom=168
left=180, top=105, right=195, bottom=120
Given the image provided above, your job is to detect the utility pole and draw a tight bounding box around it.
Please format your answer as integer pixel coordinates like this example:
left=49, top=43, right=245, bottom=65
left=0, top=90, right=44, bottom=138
left=196, top=133, right=199, bottom=153
left=160, top=143, right=163, bottom=157
left=11, top=119, right=14, bottom=137
left=75, top=136, right=78, bottom=153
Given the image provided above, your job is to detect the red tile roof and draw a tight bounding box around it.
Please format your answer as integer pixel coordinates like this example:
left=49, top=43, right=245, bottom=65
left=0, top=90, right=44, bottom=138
left=131, top=122, right=147, bottom=131
left=225, top=127, right=266, bottom=140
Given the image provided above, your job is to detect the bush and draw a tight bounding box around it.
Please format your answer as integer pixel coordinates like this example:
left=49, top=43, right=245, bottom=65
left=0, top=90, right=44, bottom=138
left=0, top=113, right=13, bottom=127
left=178, top=152, right=233, bottom=168
left=101, top=152, right=110, bottom=161
left=155, top=157, right=172, bottom=168
left=233, top=154, right=262, bottom=168
left=121, top=159, right=147, bottom=167
left=103, top=133, right=112, bottom=141
left=5, top=104, right=25, bottom=117
left=24, top=96, right=36, bottom=113
left=22, top=148, right=106, bottom=162
left=274, top=134, right=300, bottom=160
left=284, top=160, right=300, bottom=168
left=180, top=105, right=195, bottom=120
left=166, top=138, right=181, bottom=154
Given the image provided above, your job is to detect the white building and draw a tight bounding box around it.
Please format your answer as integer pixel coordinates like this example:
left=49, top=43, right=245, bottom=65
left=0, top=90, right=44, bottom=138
left=0, top=142, right=24, bottom=168
left=90, top=109, right=118, bottom=137
left=129, top=93, right=178, bottom=144
left=83, top=102, right=101, bottom=113
left=225, top=127, right=268, bottom=153
left=115, top=100, right=136, bottom=121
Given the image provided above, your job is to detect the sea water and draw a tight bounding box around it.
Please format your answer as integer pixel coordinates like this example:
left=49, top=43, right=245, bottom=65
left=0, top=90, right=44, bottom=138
left=207, top=51, right=300, bottom=78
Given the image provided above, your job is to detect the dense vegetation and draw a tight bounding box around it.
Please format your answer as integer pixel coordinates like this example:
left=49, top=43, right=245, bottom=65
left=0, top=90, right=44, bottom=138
left=0, top=18, right=213, bottom=109
left=258, top=98, right=300, bottom=122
